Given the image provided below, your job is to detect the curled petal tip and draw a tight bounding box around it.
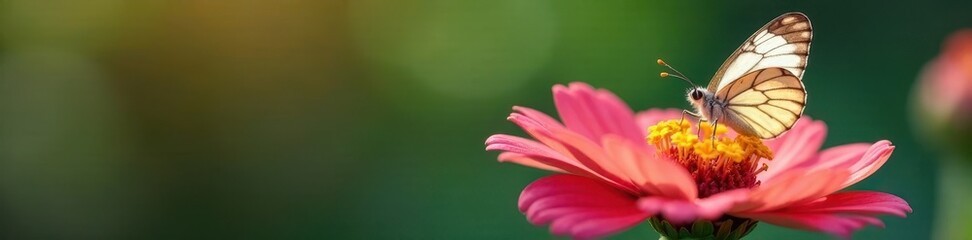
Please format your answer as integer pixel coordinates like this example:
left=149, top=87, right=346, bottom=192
left=484, top=136, right=500, bottom=149
left=874, top=139, right=894, bottom=147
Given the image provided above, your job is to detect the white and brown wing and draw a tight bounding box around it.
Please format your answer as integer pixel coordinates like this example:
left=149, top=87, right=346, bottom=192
left=707, top=12, right=812, bottom=93
left=718, top=67, right=806, bottom=138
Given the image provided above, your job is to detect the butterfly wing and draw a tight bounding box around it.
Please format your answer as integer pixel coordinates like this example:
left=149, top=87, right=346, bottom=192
left=707, top=12, right=812, bottom=92
left=718, top=67, right=806, bottom=138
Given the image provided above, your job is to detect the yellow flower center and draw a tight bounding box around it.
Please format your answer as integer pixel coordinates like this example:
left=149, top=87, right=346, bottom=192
left=646, top=120, right=774, bottom=197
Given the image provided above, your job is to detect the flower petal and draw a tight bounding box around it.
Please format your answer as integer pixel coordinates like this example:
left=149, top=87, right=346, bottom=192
left=507, top=110, right=571, bottom=155
left=498, top=107, right=643, bottom=193
left=497, top=152, right=566, bottom=173
left=735, top=191, right=910, bottom=238
left=734, top=169, right=850, bottom=212
left=636, top=189, right=749, bottom=225
left=791, top=140, right=894, bottom=192
left=513, top=106, right=565, bottom=130
left=601, top=135, right=697, bottom=199
left=695, top=189, right=751, bottom=219
left=553, top=83, right=644, bottom=145
left=519, top=174, right=649, bottom=239
left=637, top=197, right=698, bottom=224
left=541, top=128, right=640, bottom=193
left=759, top=117, right=827, bottom=183
left=839, top=140, right=895, bottom=189
left=485, top=134, right=590, bottom=176
left=749, top=141, right=897, bottom=209
left=786, top=191, right=912, bottom=217
left=801, top=143, right=872, bottom=171
left=634, top=108, right=687, bottom=132
left=735, top=211, right=881, bottom=238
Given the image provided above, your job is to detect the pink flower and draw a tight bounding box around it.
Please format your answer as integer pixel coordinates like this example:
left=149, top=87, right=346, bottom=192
left=486, top=82, right=911, bottom=239
left=913, top=29, right=972, bottom=153
left=917, top=30, right=972, bottom=122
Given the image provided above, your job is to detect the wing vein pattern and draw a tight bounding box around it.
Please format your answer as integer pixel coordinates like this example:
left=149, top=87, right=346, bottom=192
left=719, top=67, right=806, bottom=138
left=705, top=12, right=811, bottom=139
left=708, top=13, right=812, bottom=92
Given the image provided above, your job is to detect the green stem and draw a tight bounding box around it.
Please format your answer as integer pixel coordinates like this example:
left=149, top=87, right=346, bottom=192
left=933, top=156, right=972, bottom=240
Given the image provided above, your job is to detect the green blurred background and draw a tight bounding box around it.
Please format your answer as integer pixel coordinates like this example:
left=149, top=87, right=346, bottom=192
left=0, top=0, right=968, bottom=239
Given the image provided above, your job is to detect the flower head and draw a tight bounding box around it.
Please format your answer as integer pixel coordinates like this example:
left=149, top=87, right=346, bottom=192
left=486, top=82, right=911, bottom=239
left=913, top=29, right=972, bottom=156
left=649, top=120, right=767, bottom=198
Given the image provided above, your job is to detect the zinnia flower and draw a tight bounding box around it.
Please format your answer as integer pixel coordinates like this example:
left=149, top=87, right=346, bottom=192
left=485, top=82, right=911, bottom=239
left=912, top=29, right=972, bottom=240
left=913, top=29, right=972, bottom=156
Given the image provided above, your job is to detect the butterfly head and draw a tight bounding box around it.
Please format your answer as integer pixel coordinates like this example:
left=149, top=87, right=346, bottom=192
left=690, top=88, right=704, bottom=101
left=686, top=87, right=710, bottom=106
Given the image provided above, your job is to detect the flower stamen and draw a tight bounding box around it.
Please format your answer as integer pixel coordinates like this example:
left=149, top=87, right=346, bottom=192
left=646, top=120, right=775, bottom=198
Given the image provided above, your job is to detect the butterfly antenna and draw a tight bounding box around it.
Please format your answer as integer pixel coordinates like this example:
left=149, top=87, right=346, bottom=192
left=657, top=58, right=697, bottom=87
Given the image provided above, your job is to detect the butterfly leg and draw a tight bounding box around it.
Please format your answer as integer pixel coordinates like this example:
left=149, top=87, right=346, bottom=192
left=680, top=110, right=701, bottom=125
left=681, top=110, right=704, bottom=137
left=697, top=118, right=705, bottom=138
left=710, top=118, right=719, bottom=145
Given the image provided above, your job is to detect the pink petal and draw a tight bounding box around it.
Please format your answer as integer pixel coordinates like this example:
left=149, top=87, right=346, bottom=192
left=513, top=106, right=565, bottom=130
left=498, top=108, right=644, bottom=193
left=791, top=140, right=895, bottom=192
left=487, top=134, right=635, bottom=193
left=564, top=214, right=656, bottom=240
left=758, top=117, right=827, bottom=183
left=497, top=152, right=565, bottom=173
left=839, top=140, right=895, bottom=189
left=636, top=189, right=749, bottom=225
left=748, top=141, right=897, bottom=210
left=552, top=83, right=644, bottom=145
left=735, top=211, right=881, bottom=238
left=638, top=197, right=699, bottom=224
left=735, top=191, right=910, bottom=238
left=507, top=111, right=571, bottom=155
left=485, top=134, right=591, bottom=176
left=787, top=191, right=913, bottom=217
left=695, top=189, right=751, bottom=219
left=505, top=106, right=581, bottom=158
left=800, top=143, right=872, bottom=170
left=734, top=169, right=850, bottom=212
left=540, top=128, right=641, bottom=194
left=519, top=174, right=649, bottom=239
left=601, top=135, right=697, bottom=199
left=634, top=108, right=687, bottom=131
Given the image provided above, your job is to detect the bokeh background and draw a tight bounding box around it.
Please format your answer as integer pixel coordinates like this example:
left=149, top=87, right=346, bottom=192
left=0, top=0, right=969, bottom=239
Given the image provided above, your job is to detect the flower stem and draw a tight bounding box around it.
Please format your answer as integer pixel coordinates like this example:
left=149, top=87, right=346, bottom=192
left=934, top=156, right=972, bottom=240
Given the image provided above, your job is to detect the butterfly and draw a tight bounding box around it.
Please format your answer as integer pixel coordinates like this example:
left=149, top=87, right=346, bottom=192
left=659, top=12, right=811, bottom=139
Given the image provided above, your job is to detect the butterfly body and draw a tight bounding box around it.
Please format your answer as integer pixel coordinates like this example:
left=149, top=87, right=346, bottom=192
left=667, top=12, right=812, bottom=139
left=687, top=87, right=757, bottom=137
left=686, top=87, right=724, bottom=123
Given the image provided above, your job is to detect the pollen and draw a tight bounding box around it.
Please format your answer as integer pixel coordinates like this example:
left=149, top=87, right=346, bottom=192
left=670, top=131, right=698, bottom=148
left=693, top=140, right=721, bottom=160
left=699, top=122, right=728, bottom=140
left=646, top=120, right=774, bottom=197
left=646, top=120, right=691, bottom=145
left=646, top=126, right=670, bottom=145
left=736, top=135, right=774, bottom=159
left=717, top=141, right=745, bottom=162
